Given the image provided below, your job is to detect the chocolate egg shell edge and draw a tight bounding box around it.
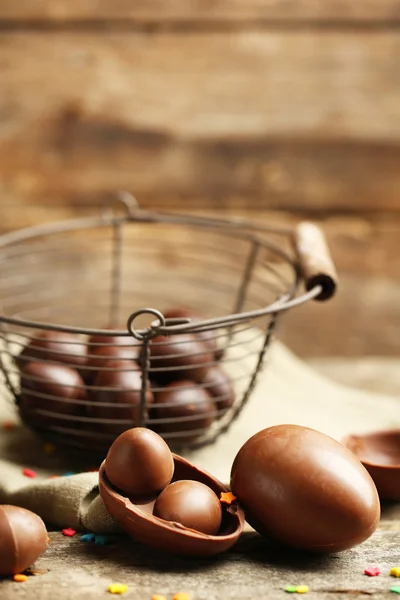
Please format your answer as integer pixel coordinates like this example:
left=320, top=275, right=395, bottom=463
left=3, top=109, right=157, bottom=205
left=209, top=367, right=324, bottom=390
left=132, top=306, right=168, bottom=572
left=99, top=454, right=244, bottom=557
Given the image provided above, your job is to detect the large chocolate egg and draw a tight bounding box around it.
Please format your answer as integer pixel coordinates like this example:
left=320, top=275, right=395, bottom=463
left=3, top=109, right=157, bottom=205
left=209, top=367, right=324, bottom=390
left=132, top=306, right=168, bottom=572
left=150, top=335, right=213, bottom=383
left=17, top=331, right=87, bottom=372
left=230, top=425, right=380, bottom=553
left=200, top=367, right=235, bottom=417
left=153, top=480, right=222, bottom=535
left=20, top=362, right=87, bottom=425
left=89, top=360, right=153, bottom=433
left=151, top=380, right=215, bottom=445
left=0, top=505, right=48, bottom=575
left=105, top=427, right=174, bottom=499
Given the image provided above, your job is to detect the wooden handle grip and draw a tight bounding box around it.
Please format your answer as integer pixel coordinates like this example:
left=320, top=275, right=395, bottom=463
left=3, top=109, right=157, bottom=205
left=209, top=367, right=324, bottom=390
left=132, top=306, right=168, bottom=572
left=294, top=222, right=338, bottom=301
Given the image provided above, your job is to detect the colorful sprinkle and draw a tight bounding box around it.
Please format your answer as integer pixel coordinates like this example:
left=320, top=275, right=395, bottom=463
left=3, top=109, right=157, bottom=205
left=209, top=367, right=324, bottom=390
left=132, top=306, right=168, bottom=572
left=80, top=533, right=96, bottom=543
left=22, top=468, right=37, bottom=478
left=285, top=587, right=297, bottom=593
left=3, top=421, right=15, bottom=430
left=172, top=594, right=191, bottom=600
left=296, top=586, right=309, bottom=594
left=43, top=443, right=56, bottom=454
left=365, top=566, right=381, bottom=576
left=62, top=528, right=76, bottom=537
left=13, top=574, right=28, bottom=582
left=48, top=475, right=60, bottom=479
left=220, top=491, right=237, bottom=505
left=152, top=596, right=167, bottom=600
left=62, top=472, right=76, bottom=477
left=390, top=587, right=400, bottom=594
left=391, top=568, right=400, bottom=578
left=108, top=583, right=128, bottom=594
left=95, top=535, right=110, bottom=546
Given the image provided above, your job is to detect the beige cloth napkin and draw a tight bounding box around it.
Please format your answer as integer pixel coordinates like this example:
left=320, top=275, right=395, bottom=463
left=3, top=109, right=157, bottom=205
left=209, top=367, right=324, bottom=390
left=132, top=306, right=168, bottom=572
left=0, top=342, right=399, bottom=533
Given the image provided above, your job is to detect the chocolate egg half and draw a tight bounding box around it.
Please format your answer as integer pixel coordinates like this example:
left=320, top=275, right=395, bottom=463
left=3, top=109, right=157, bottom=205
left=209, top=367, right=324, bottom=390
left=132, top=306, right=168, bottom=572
left=0, top=505, right=48, bottom=575
left=230, top=425, right=380, bottom=553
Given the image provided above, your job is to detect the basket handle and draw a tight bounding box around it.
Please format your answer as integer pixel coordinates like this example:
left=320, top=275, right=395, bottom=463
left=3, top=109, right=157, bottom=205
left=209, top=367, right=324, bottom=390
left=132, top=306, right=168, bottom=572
left=293, top=222, right=338, bottom=301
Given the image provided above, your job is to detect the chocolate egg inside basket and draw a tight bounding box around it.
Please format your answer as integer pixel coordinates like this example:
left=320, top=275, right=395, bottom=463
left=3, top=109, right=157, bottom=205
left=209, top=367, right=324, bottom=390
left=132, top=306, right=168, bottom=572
left=0, top=195, right=337, bottom=462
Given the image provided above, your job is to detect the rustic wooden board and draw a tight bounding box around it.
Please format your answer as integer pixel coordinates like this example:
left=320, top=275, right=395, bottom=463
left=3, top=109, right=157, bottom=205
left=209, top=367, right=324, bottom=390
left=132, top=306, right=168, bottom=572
left=0, top=523, right=399, bottom=600
left=0, top=31, right=399, bottom=213
left=1, top=1, right=400, bottom=24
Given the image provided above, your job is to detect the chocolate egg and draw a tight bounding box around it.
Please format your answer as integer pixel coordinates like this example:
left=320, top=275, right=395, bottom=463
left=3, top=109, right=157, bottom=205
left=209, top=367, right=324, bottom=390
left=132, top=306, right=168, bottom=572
left=200, top=367, right=235, bottom=417
left=150, top=335, right=213, bottom=383
left=0, top=505, right=48, bottom=575
left=89, top=360, right=153, bottom=434
left=105, top=427, right=174, bottom=499
left=99, top=448, right=244, bottom=556
left=151, top=380, right=215, bottom=445
left=230, top=425, right=380, bottom=553
left=344, top=430, right=400, bottom=500
left=164, top=308, right=221, bottom=359
left=20, top=362, right=87, bottom=426
left=88, top=328, right=140, bottom=354
left=85, top=345, right=141, bottom=383
left=153, top=480, right=222, bottom=535
left=17, top=330, right=87, bottom=372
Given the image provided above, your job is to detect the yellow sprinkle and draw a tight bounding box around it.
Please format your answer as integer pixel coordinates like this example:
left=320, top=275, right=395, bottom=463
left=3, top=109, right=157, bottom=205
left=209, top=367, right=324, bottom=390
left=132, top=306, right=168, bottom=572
left=152, top=596, right=167, bottom=600
left=296, top=586, right=309, bottom=594
left=173, top=594, right=191, bottom=600
left=220, top=491, right=237, bottom=505
left=43, top=443, right=56, bottom=454
left=13, top=574, right=28, bottom=582
left=391, top=568, right=400, bottom=577
left=108, top=583, right=128, bottom=594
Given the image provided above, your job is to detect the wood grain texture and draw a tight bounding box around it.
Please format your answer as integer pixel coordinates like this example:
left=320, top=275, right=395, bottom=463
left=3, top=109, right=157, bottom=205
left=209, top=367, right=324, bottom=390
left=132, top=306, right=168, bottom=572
left=1, top=1, right=400, bottom=24
left=0, top=31, right=399, bottom=212
left=0, top=525, right=399, bottom=600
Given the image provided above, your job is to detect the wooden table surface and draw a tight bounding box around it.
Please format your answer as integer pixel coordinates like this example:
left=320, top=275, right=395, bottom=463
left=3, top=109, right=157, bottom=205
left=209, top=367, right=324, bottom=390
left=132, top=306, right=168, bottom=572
left=1, top=358, right=399, bottom=600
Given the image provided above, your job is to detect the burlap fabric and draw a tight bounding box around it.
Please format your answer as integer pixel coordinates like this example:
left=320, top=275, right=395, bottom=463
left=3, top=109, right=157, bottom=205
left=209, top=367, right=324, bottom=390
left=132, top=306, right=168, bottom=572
left=0, top=342, right=398, bottom=533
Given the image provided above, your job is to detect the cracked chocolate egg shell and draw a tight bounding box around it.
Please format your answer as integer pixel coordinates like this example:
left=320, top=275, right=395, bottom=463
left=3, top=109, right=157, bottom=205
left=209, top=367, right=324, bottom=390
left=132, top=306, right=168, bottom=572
left=230, top=425, right=380, bottom=553
left=99, top=450, right=244, bottom=556
left=0, top=505, right=48, bottom=575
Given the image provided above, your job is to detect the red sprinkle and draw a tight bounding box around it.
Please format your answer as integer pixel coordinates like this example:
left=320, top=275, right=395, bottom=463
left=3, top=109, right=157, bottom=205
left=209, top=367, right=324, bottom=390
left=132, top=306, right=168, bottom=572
left=3, top=421, right=15, bottom=430
left=364, top=567, right=381, bottom=577
left=22, top=468, right=37, bottom=478
left=62, top=528, right=77, bottom=537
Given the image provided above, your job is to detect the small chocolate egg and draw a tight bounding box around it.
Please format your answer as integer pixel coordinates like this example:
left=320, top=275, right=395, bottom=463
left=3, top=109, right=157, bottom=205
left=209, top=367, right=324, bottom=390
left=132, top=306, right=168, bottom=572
left=151, top=380, right=215, bottom=445
left=164, top=308, right=221, bottom=359
left=0, top=505, right=48, bottom=575
left=17, top=330, right=87, bottom=372
left=150, top=335, right=213, bottom=383
left=89, top=360, right=153, bottom=433
left=20, top=362, right=87, bottom=425
left=105, top=427, right=174, bottom=499
left=230, top=425, right=380, bottom=553
left=88, top=327, right=140, bottom=354
left=153, top=480, right=222, bottom=535
left=200, top=367, right=235, bottom=417
left=84, top=345, right=141, bottom=383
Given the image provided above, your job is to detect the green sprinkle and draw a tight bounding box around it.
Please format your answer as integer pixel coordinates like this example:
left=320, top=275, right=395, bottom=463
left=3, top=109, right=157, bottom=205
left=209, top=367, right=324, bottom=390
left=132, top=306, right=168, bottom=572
left=285, top=586, right=297, bottom=593
left=390, top=587, right=400, bottom=594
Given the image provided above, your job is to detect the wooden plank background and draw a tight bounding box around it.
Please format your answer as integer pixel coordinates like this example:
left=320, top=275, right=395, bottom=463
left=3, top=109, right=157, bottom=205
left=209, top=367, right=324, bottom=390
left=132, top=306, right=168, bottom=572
left=0, top=5, right=399, bottom=358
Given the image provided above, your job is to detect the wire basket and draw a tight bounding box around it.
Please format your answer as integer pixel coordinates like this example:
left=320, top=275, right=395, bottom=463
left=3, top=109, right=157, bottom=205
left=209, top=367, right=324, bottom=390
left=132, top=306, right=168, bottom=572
left=0, top=195, right=337, bottom=464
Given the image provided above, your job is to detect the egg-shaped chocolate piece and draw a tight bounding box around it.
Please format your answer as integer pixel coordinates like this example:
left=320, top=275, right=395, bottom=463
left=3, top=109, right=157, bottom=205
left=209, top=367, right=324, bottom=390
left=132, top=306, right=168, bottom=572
left=84, top=345, right=141, bottom=383
left=88, top=327, right=140, bottom=354
left=153, top=480, right=222, bottom=535
left=17, top=330, right=87, bottom=372
left=230, top=425, right=380, bottom=553
left=344, top=430, right=400, bottom=500
left=105, top=427, right=174, bottom=499
left=150, top=335, right=213, bottom=383
left=151, top=380, right=215, bottom=445
left=164, top=308, right=221, bottom=359
left=0, top=505, right=48, bottom=575
left=20, top=361, right=87, bottom=426
left=200, top=367, right=235, bottom=417
left=89, top=360, right=153, bottom=434
left=99, top=450, right=244, bottom=556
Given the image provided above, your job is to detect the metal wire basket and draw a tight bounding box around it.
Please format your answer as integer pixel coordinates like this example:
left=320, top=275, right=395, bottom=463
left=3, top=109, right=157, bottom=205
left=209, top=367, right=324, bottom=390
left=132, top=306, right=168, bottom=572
left=0, top=195, right=337, bottom=463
